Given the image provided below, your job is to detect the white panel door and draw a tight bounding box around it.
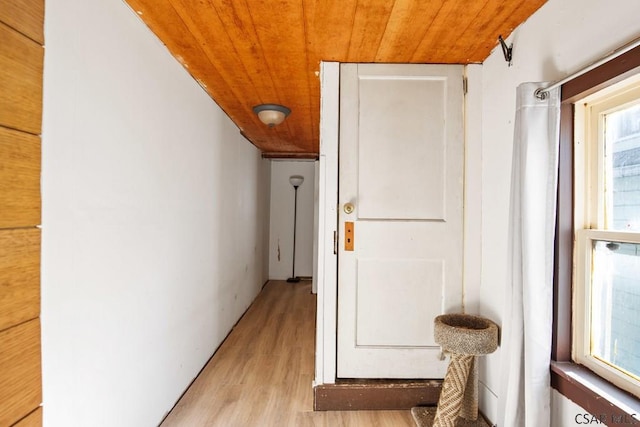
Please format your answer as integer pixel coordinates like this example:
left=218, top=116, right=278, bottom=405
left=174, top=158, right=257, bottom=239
left=337, top=63, right=464, bottom=378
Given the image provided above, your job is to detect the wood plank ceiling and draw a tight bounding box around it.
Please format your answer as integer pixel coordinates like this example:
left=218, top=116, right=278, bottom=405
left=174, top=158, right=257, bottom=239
left=124, top=0, right=547, bottom=158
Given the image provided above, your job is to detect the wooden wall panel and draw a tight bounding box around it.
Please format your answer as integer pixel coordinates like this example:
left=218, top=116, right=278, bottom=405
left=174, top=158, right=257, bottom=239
left=0, top=127, right=41, bottom=229
left=0, top=319, right=42, bottom=427
left=13, top=407, right=43, bottom=427
left=0, top=0, right=44, bottom=44
left=0, top=228, right=40, bottom=332
left=0, top=22, right=43, bottom=135
left=0, top=3, right=43, bottom=425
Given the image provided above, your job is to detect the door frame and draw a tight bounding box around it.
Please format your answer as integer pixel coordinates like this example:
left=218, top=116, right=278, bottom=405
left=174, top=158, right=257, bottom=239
left=314, top=61, right=483, bottom=386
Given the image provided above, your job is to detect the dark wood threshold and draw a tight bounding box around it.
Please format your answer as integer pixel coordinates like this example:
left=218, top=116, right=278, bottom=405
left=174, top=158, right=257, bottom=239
left=551, top=362, right=640, bottom=422
left=314, top=379, right=442, bottom=411
left=261, top=152, right=319, bottom=160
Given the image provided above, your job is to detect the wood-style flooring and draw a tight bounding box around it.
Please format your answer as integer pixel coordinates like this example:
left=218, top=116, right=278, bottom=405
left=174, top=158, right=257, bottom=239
left=161, top=280, right=414, bottom=426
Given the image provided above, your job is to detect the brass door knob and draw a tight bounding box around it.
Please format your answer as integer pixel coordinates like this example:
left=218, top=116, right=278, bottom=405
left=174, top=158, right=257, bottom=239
left=344, top=202, right=355, bottom=214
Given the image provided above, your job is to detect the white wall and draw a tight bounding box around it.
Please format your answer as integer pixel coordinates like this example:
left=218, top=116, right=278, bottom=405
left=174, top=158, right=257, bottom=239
left=268, top=161, right=315, bottom=280
left=463, top=64, right=483, bottom=315
left=41, top=0, right=270, bottom=426
left=479, top=0, right=640, bottom=424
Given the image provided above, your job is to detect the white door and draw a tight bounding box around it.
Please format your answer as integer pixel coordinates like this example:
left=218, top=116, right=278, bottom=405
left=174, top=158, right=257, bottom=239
left=337, top=63, right=464, bottom=379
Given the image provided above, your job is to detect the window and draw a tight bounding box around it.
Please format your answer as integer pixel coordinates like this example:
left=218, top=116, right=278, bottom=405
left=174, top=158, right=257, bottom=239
left=573, top=76, right=640, bottom=398
left=551, top=46, right=640, bottom=419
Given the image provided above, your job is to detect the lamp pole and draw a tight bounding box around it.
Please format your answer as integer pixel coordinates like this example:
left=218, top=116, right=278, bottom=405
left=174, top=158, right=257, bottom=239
left=287, top=175, right=304, bottom=283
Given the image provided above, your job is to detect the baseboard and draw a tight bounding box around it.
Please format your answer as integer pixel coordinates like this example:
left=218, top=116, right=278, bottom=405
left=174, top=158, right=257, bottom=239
left=314, top=379, right=443, bottom=411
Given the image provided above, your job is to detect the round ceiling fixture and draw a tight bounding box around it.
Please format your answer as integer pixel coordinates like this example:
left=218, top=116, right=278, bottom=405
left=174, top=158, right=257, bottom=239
left=252, top=104, right=291, bottom=127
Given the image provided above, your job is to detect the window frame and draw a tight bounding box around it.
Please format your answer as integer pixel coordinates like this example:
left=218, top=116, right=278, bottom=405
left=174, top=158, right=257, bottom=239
left=552, top=43, right=640, bottom=417
left=574, top=230, right=640, bottom=395
left=572, top=81, right=640, bottom=397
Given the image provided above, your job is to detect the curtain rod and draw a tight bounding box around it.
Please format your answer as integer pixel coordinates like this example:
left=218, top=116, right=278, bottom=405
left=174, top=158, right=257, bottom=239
left=535, top=36, right=640, bottom=100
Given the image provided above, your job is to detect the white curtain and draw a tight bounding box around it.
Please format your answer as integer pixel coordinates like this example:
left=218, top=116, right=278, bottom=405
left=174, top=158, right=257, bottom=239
left=498, top=83, right=561, bottom=427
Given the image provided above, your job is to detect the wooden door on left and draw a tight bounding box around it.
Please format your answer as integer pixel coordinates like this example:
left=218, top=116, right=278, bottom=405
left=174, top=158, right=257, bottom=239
left=0, top=0, right=44, bottom=425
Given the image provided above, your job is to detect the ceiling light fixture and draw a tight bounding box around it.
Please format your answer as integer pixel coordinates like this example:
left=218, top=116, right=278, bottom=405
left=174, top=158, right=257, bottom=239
left=252, top=104, right=291, bottom=127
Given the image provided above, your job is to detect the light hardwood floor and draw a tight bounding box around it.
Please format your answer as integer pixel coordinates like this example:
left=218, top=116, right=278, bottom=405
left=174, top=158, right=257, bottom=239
left=161, top=280, right=414, bottom=426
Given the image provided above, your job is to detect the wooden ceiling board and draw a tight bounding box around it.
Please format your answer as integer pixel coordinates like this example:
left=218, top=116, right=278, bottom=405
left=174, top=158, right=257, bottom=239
left=300, top=0, right=323, bottom=154
left=410, top=0, right=490, bottom=63
left=423, top=0, right=494, bottom=63
left=0, top=0, right=45, bottom=44
left=124, top=0, right=547, bottom=157
left=347, top=0, right=397, bottom=62
left=168, top=1, right=259, bottom=107
left=304, top=0, right=356, bottom=62
left=374, top=0, right=444, bottom=61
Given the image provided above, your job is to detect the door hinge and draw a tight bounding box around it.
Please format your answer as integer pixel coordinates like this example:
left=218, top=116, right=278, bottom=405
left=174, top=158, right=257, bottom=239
left=463, top=76, right=468, bottom=95
left=333, top=230, right=338, bottom=255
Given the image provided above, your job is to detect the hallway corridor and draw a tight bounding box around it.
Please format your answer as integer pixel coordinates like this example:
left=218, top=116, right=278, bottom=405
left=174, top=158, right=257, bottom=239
left=161, top=280, right=414, bottom=426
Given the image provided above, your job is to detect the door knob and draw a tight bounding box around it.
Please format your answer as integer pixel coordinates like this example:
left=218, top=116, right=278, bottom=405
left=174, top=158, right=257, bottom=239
left=344, top=202, right=355, bottom=214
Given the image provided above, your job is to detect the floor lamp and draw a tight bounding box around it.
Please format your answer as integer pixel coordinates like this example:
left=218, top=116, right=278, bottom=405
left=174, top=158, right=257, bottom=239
left=287, top=175, right=304, bottom=283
